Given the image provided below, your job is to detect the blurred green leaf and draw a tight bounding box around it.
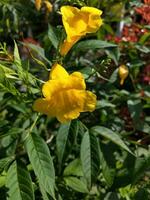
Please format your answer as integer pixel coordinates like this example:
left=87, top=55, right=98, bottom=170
left=91, top=126, right=133, bottom=155
left=99, top=142, right=116, bottom=187
left=48, top=24, right=59, bottom=49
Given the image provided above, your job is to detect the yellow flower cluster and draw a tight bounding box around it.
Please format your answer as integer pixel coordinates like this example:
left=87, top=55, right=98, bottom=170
left=34, top=6, right=103, bottom=123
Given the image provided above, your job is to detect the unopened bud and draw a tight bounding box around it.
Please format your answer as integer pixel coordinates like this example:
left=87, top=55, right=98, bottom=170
left=118, top=65, right=129, bottom=85
left=44, top=1, right=52, bottom=12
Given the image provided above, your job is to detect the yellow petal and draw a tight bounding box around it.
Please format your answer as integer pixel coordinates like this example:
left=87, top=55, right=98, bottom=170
left=69, top=72, right=86, bottom=90
left=61, top=6, right=87, bottom=39
left=81, top=7, right=103, bottom=33
left=81, top=7, right=103, bottom=16
left=55, top=89, right=96, bottom=123
left=33, top=98, right=50, bottom=115
left=81, top=91, right=97, bottom=112
left=60, top=36, right=81, bottom=56
left=33, top=98, right=58, bottom=117
left=49, top=63, right=69, bottom=80
left=42, top=79, right=68, bottom=99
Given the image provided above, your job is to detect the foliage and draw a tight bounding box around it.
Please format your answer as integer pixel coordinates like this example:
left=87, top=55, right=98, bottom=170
left=0, top=0, right=150, bottom=199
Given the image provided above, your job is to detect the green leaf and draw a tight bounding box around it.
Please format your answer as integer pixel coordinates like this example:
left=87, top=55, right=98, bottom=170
left=73, top=40, right=117, bottom=52
left=0, top=156, right=14, bottom=174
left=56, top=122, right=71, bottom=168
left=56, top=120, right=79, bottom=170
left=64, top=177, right=88, bottom=193
left=105, top=47, right=120, bottom=65
left=0, top=66, right=19, bottom=95
left=6, top=160, right=34, bottom=200
left=91, top=126, right=133, bottom=155
left=63, top=158, right=83, bottom=177
left=22, top=43, right=51, bottom=65
left=48, top=24, right=59, bottom=49
left=39, top=182, right=49, bottom=200
left=80, top=131, right=100, bottom=188
left=99, top=142, right=116, bottom=187
left=104, top=192, right=120, bottom=200
left=25, top=132, right=55, bottom=199
left=0, top=174, right=6, bottom=188
left=14, top=41, right=22, bottom=68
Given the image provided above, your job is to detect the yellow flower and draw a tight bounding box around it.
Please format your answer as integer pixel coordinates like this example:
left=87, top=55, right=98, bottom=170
left=118, top=65, right=129, bottom=85
left=33, top=63, right=96, bottom=123
left=60, top=6, right=103, bottom=56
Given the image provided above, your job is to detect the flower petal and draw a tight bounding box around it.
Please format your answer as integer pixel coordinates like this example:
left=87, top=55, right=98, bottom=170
left=61, top=6, right=87, bottom=39
left=49, top=63, right=69, bottom=80
left=81, top=90, right=97, bottom=112
left=81, top=7, right=103, bottom=16
left=60, top=36, right=81, bottom=56
left=33, top=98, right=50, bottom=115
left=81, top=7, right=103, bottom=33
left=69, top=72, right=86, bottom=90
left=55, top=89, right=96, bottom=123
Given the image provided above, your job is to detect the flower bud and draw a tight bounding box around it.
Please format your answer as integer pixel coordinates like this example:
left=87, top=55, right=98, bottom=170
left=118, top=65, right=129, bottom=85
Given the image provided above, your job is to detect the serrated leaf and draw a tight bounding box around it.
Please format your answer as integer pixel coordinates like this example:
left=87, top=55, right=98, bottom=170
left=25, top=132, right=55, bottom=199
left=48, top=24, right=59, bottom=49
left=6, top=160, right=34, bottom=200
left=64, top=177, right=88, bottom=193
left=80, top=131, right=100, bottom=188
left=91, top=126, right=133, bottom=155
left=73, top=40, right=117, bottom=52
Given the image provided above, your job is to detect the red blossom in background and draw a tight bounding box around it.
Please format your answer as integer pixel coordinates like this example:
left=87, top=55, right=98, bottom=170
left=106, top=24, right=148, bottom=43
left=135, top=0, right=150, bottom=24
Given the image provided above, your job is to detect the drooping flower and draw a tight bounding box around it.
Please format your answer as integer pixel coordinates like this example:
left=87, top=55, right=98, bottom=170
left=33, top=63, right=96, bottom=123
left=60, top=6, right=103, bottom=56
left=118, top=65, right=129, bottom=85
left=35, top=0, right=52, bottom=13
left=35, top=0, right=42, bottom=11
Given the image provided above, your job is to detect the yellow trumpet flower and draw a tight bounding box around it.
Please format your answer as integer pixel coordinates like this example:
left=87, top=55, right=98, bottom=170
left=118, top=65, right=129, bottom=85
left=60, top=6, right=103, bottom=56
left=33, top=63, right=96, bottom=123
